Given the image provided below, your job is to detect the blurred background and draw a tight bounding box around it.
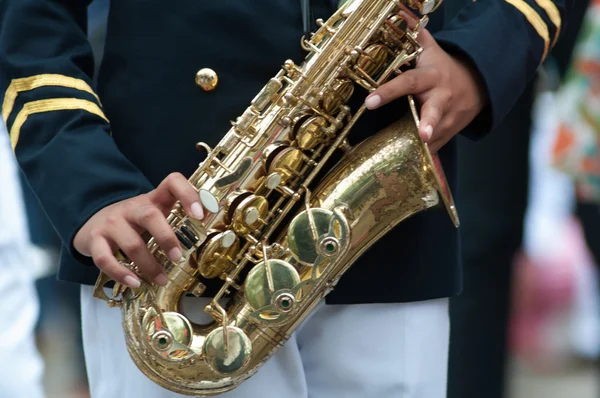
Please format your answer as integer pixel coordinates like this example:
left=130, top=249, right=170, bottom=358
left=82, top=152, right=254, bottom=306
left=3, top=0, right=600, bottom=397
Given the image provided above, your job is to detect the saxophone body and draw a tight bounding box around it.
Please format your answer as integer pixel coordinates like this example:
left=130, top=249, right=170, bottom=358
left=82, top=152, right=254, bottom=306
left=94, top=0, right=459, bottom=395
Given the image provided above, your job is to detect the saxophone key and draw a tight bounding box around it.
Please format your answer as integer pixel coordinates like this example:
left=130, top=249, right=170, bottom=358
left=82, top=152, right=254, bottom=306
left=230, top=195, right=269, bottom=235
left=234, top=107, right=259, bottom=133
left=244, top=259, right=301, bottom=312
left=265, top=172, right=282, bottom=190
left=215, top=156, right=253, bottom=189
left=193, top=231, right=241, bottom=279
left=180, top=224, right=199, bottom=245
left=199, top=188, right=220, bottom=213
left=189, top=281, right=207, bottom=297
left=293, top=114, right=329, bottom=150
left=382, top=15, right=409, bottom=46
left=251, top=78, right=283, bottom=111
left=263, top=145, right=304, bottom=185
left=274, top=184, right=296, bottom=198
left=203, top=326, right=252, bottom=375
left=318, top=78, right=354, bottom=113
left=143, top=310, right=194, bottom=359
left=220, top=230, right=237, bottom=248
left=419, top=0, right=437, bottom=14
left=175, top=230, right=194, bottom=250
left=224, top=276, right=241, bottom=290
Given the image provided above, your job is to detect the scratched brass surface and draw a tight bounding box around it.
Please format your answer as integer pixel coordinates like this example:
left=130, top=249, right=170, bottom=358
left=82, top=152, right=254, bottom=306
left=93, top=0, right=457, bottom=395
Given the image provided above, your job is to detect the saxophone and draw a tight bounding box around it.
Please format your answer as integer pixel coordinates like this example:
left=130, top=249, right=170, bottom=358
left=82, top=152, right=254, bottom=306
left=93, top=0, right=459, bottom=395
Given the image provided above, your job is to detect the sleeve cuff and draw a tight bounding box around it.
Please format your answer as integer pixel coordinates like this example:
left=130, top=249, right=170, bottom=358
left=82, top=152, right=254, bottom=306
left=432, top=0, right=545, bottom=139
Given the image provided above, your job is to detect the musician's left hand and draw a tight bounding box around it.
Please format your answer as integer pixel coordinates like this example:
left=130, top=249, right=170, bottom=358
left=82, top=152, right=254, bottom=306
left=364, top=27, right=488, bottom=153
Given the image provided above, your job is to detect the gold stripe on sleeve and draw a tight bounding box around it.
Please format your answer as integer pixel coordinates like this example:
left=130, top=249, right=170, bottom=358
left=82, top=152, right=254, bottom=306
left=505, top=0, right=550, bottom=62
left=2, top=74, right=100, bottom=122
left=10, top=98, right=109, bottom=150
left=535, top=0, right=561, bottom=46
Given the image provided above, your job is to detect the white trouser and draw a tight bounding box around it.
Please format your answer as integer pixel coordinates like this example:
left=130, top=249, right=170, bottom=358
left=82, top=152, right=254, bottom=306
left=0, top=122, right=45, bottom=398
left=0, top=254, right=45, bottom=398
left=81, top=285, right=449, bottom=398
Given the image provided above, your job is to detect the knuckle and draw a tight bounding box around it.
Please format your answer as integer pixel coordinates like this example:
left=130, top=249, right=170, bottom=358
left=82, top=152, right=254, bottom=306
left=131, top=194, right=148, bottom=206
left=432, top=106, right=444, bottom=122
left=442, top=89, right=453, bottom=104
left=184, top=188, right=199, bottom=203
left=89, top=227, right=104, bottom=239
left=105, top=215, right=119, bottom=226
left=138, top=205, right=160, bottom=224
left=443, top=116, right=456, bottom=130
left=121, top=199, right=137, bottom=213
left=136, top=194, right=155, bottom=210
left=123, top=239, right=145, bottom=256
left=138, top=262, right=161, bottom=278
left=166, top=172, right=184, bottom=184
left=423, top=103, right=440, bottom=120
left=430, top=67, right=441, bottom=81
left=405, top=74, right=419, bottom=93
left=94, top=254, right=112, bottom=269
left=157, top=232, right=178, bottom=248
left=441, top=66, right=452, bottom=82
left=425, top=100, right=439, bottom=113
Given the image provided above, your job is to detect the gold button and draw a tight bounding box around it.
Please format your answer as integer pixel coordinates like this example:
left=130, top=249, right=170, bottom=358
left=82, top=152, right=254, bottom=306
left=195, top=68, right=218, bottom=91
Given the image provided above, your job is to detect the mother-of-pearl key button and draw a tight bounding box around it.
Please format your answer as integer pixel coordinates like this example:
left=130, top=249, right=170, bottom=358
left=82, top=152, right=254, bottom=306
left=220, top=231, right=237, bottom=249
left=420, top=0, right=435, bottom=14
left=200, top=189, right=220, bottom=213
left=266, top=173, right=282, bottom=190
left=244, top=207, right=260, bottom=225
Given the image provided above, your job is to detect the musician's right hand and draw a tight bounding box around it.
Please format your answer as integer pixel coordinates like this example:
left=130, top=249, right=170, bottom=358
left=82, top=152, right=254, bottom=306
left=73, top=172, right=204, bottom=288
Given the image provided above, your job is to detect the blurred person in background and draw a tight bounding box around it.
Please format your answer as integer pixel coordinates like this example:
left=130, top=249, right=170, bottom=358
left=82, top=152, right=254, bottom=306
left=448, top=85, right=535, bottom=398
left=550, top=0, right=600, bottom=362
left=448, top=1, right=596, bottom=397
left=0, top=119, right=45, bottom=398
left=552, top=0, right=600, bottom=269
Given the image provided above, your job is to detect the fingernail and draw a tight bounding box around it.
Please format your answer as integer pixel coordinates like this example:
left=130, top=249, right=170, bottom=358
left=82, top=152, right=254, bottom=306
left=124, top=275, right=141, bottom=289
left=154, top=274, right=168, bottom=286
left=168, top=247, right=182, bottom=263
left=191, top=202, right=204, bottom=219
left=423, top=125, right=433, bottom=141
left=365, top=94, right=381, bottom=110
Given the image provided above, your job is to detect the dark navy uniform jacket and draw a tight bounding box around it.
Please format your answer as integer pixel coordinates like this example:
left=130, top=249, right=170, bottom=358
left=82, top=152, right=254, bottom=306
left=0, top=0, right=568, bottom=304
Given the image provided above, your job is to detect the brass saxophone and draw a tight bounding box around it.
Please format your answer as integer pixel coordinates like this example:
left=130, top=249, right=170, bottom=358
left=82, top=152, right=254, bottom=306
left=93, top=0, right=459, bottom=395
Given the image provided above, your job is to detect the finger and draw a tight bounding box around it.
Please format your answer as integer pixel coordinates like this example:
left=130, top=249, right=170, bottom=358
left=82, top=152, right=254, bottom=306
left=150, top=172, right=204, bottom=219
left=365, top=68, right=436, bottom=110
left=90, top=235, right=141, bottom=288
left=425, top=116, right=454, bottom=153
left=132, top=204, right=182, bottom=263
left=416, top=28, right=436, bottom=48
left=398, top=12, right=435, bottom=48
left=399, top=11, right=419, bottom=30
left=426, top=135, right=451, bottom=154
left=418, top=97, right=446, bottom=142
left=110, top=218, right=167, bottom=286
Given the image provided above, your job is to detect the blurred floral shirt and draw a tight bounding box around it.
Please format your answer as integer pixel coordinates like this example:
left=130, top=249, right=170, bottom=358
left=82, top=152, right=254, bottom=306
left=553, top=0, right=600, bottom=201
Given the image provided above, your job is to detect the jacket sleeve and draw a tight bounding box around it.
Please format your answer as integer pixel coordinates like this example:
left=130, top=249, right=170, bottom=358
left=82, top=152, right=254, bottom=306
left=0, top=0, right=155, bottom=265
left=433, top=0, right=572, bottom=137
